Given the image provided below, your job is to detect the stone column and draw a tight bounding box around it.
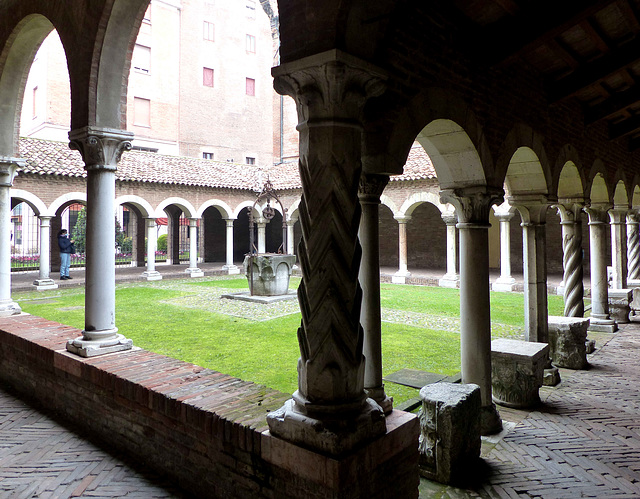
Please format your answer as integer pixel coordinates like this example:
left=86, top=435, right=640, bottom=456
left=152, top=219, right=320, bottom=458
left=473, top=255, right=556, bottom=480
left=585, top=205, right=617, bottom=333
left=441, top=186, right=504, bottom=435
left=512, top=199, right=549, bottom=344
left=266, top=52, right=387, bottom=455
left=286, top=219, right=296, bottom=255
left=609, top=207, right=628, bottom=289
left=222, top=219, right=240, bottom=274
left=438, top=211, right=459, bottom=288
left=142, top=218, right=162, bottom=281
left=185, top=218, right=203, bottom=277
left=358, top=173, right=392, bottom=414
left=492, top=209, right=517, bottom=292
left=65, top=127, right=133, bottom=357
left=33, top=216, right=58, bottom=290
left=627, top=211, right=640, bottom=286
left=556, top=203, right=584, bottom=317
left=392, top=216, right=411, bottom=283
left=0, top=159, right=22, bottom=316
left=257, top=221, right=266, bottom=253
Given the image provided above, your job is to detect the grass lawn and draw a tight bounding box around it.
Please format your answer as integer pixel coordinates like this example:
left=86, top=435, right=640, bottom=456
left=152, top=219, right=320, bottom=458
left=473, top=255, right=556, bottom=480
left=15, top=277, right=566, bottom=407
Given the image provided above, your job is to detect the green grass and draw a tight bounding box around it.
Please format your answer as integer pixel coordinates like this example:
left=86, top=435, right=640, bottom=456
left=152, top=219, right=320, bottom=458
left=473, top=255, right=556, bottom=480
left=15, top=277, right=568, bottom=406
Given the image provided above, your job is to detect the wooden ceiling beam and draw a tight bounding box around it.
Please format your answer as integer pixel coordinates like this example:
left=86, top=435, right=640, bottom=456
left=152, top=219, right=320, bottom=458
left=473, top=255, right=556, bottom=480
left=609, top=113, right=640, bottom=139
left=586, top=85, right=640, bottom=124
left=548, top=36, right=640, bottom=102
left=479, top=0, right=619, bottom=65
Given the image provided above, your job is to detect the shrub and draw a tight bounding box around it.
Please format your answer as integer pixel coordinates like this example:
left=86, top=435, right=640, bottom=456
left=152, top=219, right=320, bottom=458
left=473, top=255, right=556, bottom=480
left=157, top=234, right=167, bottom=252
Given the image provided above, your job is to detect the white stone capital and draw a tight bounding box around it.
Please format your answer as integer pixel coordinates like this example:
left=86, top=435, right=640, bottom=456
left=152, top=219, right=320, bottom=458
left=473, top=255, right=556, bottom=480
left=68, top=127, right=134, bottom=171
left=0, top=158, right=23, bottom=187
left=440, top=186, right=504, bottom=225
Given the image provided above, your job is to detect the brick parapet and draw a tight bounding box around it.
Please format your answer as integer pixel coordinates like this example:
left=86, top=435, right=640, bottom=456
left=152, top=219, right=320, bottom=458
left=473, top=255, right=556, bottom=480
left=0, top=313, right=420, bottom=498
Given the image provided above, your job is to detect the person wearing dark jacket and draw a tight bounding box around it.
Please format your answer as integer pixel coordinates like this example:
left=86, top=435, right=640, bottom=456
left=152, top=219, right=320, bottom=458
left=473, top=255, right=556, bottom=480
left=57, top=229, right=74, bottom=280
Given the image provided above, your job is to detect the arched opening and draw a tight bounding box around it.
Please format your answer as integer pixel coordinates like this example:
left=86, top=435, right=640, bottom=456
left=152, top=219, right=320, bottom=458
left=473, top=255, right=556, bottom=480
left=202, top=206, right=226, bottom=263
left=378, top=204, right=398, bottom=268
left=9, top=200, right=40, bottom=271
left=407, top=203, right=446, bottom=270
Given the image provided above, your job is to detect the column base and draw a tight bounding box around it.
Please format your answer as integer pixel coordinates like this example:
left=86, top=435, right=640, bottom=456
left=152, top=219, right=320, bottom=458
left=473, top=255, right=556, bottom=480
left=0, top=299, right=21, bottom=317
left=492, top=277, right=517, bottom=292
left=438, top=273, right=460, bottom=289
left=142, top=270, right=162, bottom=281
left=365, top=385, right=394, bottom=415
left=267, top=396, right=386, bottom=456
left=66, top=329, right=133, bottom=358
left=32, top=278, right=59, bottom=290
left=480, top=403, right=502, bottom=436
left=392, top=271, right=411, bottom=284
left=185, top=268, right=204, bottom=278
left=222, top=264, right=240, bottom=275
left=588, top=316, right=618, bottom=333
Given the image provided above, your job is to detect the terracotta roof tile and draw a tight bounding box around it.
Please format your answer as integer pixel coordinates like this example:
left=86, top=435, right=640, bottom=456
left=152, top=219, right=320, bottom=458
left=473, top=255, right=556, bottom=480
left=17, top=137, right=434, bottom=189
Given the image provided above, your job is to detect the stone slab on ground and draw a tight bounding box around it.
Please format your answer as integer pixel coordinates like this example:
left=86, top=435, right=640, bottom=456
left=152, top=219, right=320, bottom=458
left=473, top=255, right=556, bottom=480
left=220, top=290, right=297, bottom=303
left=547, top=316, right=589, bottom=369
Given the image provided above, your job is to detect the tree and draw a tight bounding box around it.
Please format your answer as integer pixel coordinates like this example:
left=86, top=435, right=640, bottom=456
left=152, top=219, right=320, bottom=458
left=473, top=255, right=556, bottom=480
left=71, top=207, right=86, bottom=253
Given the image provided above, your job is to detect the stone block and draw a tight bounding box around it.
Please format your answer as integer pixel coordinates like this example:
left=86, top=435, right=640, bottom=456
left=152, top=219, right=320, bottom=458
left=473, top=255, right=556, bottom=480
left=547, top=316, right=589, bottom=369
left=585, top=339, right=596, bottom=354
left=491, top=339, right=549, bottom=409
left=418, top=382, right=481, bottom=484
left=608, top=289, right=632, bottom=323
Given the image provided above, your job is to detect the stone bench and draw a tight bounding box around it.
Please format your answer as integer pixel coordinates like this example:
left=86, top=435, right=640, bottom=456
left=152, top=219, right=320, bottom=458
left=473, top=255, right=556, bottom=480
left=491, top=339, right=549, bottom=409
left=418, top=382, right=481, bottom=485
left=608, top=288, right=632, bottom=323
left=548, top=316, right=590, bottom=369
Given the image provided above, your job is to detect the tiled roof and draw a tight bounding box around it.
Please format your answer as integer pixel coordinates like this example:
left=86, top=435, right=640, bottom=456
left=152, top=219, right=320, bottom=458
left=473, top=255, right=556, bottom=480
left=17, top=137, right=435, bottom=190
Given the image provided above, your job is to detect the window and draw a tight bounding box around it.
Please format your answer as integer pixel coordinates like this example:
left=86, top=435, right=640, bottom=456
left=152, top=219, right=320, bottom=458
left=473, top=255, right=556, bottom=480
left=203, top=67, right=214, bottom=87
left=246, top=0, right=256, bottom=19
left=203, top=152, right=214, bottom=160
left=246, top=34, right=256, bottom=53
left=203, top=21, right=215, bottom=41
left=134, top=97, right=151, bottom=127
left=246, top=77, right=255, bottom=96
left=132, top=44, right=151, bottom=74
left=32, top=86, right=38, bottom=118
left=246, top=157, right=255, bottom=165
left=131, top=146, right=158, bottom=153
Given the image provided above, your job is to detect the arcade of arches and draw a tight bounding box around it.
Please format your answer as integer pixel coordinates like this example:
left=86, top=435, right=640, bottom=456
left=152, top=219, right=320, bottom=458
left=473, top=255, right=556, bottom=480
left=2, top=1, right=640, bottom=497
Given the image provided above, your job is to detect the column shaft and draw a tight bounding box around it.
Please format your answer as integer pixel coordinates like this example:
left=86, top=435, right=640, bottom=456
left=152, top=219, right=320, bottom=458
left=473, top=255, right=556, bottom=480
left=142, top=218, right=162, bottom=280
left=0, top=160, right=21, bottom=315
left=627, top=213, right=640, bottom=284
left=223, top=219, right=240, bottom=274
left=558, top=207, right=584, bottom=317
left=521, top=221, right=549, bottom=343
left=492, top=210, right=516, bottom=291
left=33, top=216, right=58, bottom=290
left=257, top=222, right=266, bottom=253
left=392, top=218, right=411, bottom=283
left=186, top=219, right=203, bottom=276
left=439, top=212, right=459, bottom=288
left=609, top=209, right=628, bottom=289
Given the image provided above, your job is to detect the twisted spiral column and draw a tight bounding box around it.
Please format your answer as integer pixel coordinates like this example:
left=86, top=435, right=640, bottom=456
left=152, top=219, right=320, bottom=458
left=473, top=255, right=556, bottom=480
left=627, top=212, right=640, bottom=282
left=557, top=204, right=584, bottom=317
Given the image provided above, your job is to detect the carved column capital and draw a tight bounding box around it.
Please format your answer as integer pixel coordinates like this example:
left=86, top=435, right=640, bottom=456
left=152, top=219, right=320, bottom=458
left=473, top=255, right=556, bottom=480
left=509, top=195, right=551, bottom=225
left=608, top=206, right=630, bottom=225
left=272, top=50, right=387, bottom=124
left=585, top=204, right=611, bottom=224
left=440, top=186, right=504, bottom=225
left=358, top=174, right=389, bottom=203
left=627, top=211, right=640, bottom=225
left=69, top=127, right=134, bottom=171
left=0, top=158, right=23, bottom=187
left=556, top=202, right=584, bottom=224
left=441, top=211, right=457, bottom=226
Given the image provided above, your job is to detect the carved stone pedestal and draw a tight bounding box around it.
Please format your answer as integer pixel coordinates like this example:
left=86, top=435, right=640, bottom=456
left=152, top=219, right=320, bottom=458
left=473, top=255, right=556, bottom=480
left=547, top=316, right=589, bottom=369
left=66, top=329, right=133, bottom=357
left=244, top=254, right=296, bottom=296
left=33, top=278, right=58, bottom=291
left=418, top=382, right=481, bottom=485
left=608, top=288, right=632, bottom=324
left=491, top=339, right=549, bottom=408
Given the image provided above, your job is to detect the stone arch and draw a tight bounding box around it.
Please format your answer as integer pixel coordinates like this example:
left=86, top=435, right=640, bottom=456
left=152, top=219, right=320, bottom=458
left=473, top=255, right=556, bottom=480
left=11, top=189, right=46, bottom=216
left=47, top=192, right=87, bottom=217
left=115, top=194, right=153, bottom=218
left=379, top=193, right=399, bottom=218
left=0, top=14, right=54, bottom=154
left=233, top=200, right=261, bottom=219
left=154, top=197, right=196, bottom=219
left=557, top=161, right=587, bottom=201
left=631, top=178, right=640, bottom=210
left=553, top=145, right=585, bottom=199
left=497, top=125, right=552, bottom=196
left=588, top=161, right=613, bottom=205
left=87, top=0, right=151, bottom=129
left=368, top=88, right=493, bottom=187
left=612, top=177, right=630, bottom=208
left=287, top=198, right=301, bottom=221
left=399, top=192, right=448, bottom=218
left=196, top=199, right=233, bottom=219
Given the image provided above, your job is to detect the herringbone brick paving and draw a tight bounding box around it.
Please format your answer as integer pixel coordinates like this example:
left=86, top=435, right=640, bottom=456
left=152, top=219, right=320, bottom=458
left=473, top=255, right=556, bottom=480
left=0, top=388, right=190, bottom=498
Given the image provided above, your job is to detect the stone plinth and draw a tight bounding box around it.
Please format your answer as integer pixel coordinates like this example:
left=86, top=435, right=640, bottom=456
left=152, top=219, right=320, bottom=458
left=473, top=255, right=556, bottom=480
left=418, top=382, right=481, bottom=485
left=491, top=339, right=549, bottom=409
left=243, top=254, right=296, bottom=296
left=608, top=288, right=632, bottom=324
left=548, top=316, right=590, bottom=369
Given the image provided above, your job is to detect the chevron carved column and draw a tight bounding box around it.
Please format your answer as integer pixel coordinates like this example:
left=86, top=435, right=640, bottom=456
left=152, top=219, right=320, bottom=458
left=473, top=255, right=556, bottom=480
left=557, top=203, right=584, bottom=317
left=266, top=52, right=387, bottom=455
left=627, top=211, right=640, bottom=285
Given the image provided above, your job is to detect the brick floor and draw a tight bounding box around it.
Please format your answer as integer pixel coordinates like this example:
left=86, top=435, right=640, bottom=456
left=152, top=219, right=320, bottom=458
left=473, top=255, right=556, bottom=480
left=0, top=388, right=191, bottom=498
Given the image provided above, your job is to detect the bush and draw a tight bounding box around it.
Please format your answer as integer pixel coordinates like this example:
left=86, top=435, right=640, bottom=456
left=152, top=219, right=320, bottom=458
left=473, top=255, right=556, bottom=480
left=157, top=234, right=167, bottom=252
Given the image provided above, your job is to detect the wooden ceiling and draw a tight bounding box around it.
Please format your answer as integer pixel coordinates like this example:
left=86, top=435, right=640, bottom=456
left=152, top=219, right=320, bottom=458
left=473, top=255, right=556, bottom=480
left=452, top=0, right=640, bottom=151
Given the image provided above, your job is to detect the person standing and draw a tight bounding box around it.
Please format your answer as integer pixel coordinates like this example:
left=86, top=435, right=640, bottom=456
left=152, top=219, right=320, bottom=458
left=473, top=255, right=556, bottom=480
left=58, top=229, right=74, bottom=280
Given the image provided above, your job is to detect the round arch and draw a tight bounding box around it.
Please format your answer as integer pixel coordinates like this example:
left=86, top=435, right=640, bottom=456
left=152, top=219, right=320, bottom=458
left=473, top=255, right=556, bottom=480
left=380, top=193, right=399, bottom=218
left=587, top=161, right=612, bottom=205
left=553, top=145, right=585, bottom=198
left=196, top=199, right=233, bottom=219
left=557, top=161, right=586, bottom=201
left=115, top=194, right=154, bottom=218
left=399, top=191, right=448, bottom=218
left=11, top=189, right=47, bottom=216
left=287, top=198, right=301, bottom=221
left=233, top=200, right=261, bottom=219
left=47, top=192, right=87, bottom=217
left=154, top=197, right=196, bottom=218
left=612, top=176, right=630, bottom=208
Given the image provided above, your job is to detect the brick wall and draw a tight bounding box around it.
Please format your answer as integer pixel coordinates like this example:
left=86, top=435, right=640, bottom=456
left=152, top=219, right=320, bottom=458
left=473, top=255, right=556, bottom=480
left=0, top=314, right=419, bottom=499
